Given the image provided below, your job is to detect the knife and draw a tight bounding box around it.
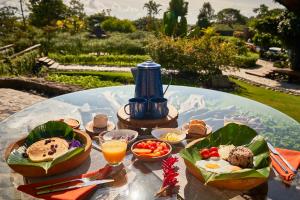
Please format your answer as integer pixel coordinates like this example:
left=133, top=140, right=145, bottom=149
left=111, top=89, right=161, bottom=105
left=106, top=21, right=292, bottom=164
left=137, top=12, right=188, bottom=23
left=270, top=153, right=288, bottom=174
left=36, top=179, right=114, bottom=195
left=267, top=142, right=297, bottom=174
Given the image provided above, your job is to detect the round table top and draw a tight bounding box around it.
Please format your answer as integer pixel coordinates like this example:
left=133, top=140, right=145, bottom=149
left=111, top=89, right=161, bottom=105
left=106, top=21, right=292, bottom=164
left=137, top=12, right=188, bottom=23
left=1, top=85, right=299, bottom=150
left=0, top=85, right=300, bottom=199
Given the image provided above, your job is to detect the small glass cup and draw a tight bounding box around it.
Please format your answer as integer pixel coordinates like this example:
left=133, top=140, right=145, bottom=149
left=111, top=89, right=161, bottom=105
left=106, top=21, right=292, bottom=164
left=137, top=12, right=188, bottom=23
left=100, top=139, right=127, bottom=166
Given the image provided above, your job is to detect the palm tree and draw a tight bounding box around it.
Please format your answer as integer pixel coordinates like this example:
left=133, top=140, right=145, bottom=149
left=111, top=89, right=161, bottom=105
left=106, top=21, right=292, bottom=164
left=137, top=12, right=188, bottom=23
left=143, top=0, right=162, bottom=30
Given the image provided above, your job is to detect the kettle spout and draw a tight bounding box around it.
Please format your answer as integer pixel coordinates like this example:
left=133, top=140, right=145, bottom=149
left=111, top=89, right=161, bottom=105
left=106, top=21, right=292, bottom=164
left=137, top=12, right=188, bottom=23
left=131, top=68, right=137, bottom=83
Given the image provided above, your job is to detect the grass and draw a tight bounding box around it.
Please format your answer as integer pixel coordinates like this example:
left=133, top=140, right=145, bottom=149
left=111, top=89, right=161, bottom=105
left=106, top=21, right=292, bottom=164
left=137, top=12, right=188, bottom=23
left=230, top=78, right=300, bottom=122
left=46, top=72, right=300, bottom=122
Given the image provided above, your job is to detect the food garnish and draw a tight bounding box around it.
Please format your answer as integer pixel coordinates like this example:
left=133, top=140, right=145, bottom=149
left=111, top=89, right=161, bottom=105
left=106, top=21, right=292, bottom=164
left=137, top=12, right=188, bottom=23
left=69, top=139, right=82, bottom=148
left=156, top=156, right=179, bottom=197
left=133, top=140, right=170, bottom=158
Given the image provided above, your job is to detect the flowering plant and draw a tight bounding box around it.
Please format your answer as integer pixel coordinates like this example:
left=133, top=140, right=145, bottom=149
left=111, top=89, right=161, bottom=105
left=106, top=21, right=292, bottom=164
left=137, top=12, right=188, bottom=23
left=156, top=156, right=179, bottom=197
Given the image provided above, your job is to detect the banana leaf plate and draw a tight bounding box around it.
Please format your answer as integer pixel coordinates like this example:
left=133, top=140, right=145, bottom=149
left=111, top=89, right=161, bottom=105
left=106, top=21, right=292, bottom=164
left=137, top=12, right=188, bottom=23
left=180, top=123, right=271, bottom=190
left=5, top=121, right=92, bottom=177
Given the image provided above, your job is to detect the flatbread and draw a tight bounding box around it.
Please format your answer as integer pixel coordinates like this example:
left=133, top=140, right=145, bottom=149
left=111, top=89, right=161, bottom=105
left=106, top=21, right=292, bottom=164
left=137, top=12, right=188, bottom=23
left=26, top=137, right=69, bottom=162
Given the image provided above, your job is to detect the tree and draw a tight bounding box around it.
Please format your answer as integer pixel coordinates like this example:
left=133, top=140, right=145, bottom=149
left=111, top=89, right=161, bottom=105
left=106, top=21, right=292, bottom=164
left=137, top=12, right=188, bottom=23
left=143, top=0, right=162, bottom=31
left=163, top=0, right=188, bottom=37
left=197, top=2, right=214, bottom=29
left=67, top=0, right=85, bottom=19
left=274, top=0, right=300, bottom=14
left=251, top=4, right=300, bottom=71
left=253, top=4, right=284, bottom=18
left=253, top=4, right=269, bottom=18
left=101, top=18, right=136, bottom=33
left=28, top=0, right=67, bottom=27
left=19, top=0, right=26, bottom=28
left=216, top=8, right=247, bottom=27
left=273, top=0, right=300, bottom=71
left=0, top=6, right=18, bottom=36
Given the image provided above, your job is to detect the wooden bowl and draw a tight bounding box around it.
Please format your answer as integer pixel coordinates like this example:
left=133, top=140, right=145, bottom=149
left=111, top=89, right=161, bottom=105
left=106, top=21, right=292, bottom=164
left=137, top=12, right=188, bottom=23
left=4, top=129, right=92, bottom=177
left=131, top=139, right=172, bottom=162
left=183, top=138, right=268, bottom=190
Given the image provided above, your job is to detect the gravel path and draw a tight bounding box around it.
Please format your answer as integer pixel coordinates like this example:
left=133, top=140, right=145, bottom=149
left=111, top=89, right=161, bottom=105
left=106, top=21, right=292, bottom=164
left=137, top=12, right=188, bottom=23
left=0, top=88, right=47, bottom=122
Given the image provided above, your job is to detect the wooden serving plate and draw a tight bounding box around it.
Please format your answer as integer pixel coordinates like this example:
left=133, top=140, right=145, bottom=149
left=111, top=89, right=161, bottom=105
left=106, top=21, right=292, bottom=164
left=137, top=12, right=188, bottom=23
left=183, top=138, right=268, bottom=191
left=4, top=129, right=92, bottom=177
left=131, top=139, right=172, bottom=162
left=117, top=104, right=178, bottom=129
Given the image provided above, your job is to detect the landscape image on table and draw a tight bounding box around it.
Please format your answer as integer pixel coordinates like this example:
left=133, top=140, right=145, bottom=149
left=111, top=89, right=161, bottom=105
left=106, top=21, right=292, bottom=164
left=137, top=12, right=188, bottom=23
left=0, top=0, right=300, bottom=200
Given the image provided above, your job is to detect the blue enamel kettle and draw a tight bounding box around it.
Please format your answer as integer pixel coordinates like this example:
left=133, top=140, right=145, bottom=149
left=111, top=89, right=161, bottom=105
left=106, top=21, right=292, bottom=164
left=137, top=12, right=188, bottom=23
left=131, top=60, right=170, bottom=99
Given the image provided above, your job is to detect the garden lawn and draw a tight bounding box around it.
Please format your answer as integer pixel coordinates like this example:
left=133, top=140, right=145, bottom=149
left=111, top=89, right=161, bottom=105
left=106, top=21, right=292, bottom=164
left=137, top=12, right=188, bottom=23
left=230, top=78, right=300, bottom=122
left=46, top=72, right=300, bottom=122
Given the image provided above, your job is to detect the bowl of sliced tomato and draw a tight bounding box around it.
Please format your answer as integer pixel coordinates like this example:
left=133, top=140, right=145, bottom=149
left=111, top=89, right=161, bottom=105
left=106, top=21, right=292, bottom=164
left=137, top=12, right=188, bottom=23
left=131, top=139, right=172, bottom=162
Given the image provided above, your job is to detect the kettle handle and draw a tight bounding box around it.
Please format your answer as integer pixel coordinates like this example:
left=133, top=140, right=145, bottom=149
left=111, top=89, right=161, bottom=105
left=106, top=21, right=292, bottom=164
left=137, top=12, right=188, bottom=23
left=163, top=74, right=172, bottom=96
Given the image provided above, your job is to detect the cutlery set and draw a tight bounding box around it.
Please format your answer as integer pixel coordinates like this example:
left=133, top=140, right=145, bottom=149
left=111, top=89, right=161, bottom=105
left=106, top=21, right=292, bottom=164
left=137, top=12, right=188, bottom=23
left=267, top=142, right=297, bottom=175
left=35, top=172, right=114, bottom=195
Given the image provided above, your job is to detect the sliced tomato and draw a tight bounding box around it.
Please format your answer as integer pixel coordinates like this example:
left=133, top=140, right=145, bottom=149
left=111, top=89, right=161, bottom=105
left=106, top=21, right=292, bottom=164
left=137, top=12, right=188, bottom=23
left=209, top=147, right=218, bottom=152
left=209, top=151, right=220, bottom=157
left=200, top=148, right=210, bottom=159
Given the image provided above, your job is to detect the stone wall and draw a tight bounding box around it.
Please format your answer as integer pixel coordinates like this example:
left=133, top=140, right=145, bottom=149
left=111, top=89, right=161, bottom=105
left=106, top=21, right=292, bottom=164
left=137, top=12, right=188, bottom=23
left=0, top=77, right=82, bottom=97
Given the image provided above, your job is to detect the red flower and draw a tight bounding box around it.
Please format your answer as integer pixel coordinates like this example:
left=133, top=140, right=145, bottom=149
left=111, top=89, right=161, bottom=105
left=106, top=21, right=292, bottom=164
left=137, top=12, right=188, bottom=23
left=161, top=157, right=179, bottom=188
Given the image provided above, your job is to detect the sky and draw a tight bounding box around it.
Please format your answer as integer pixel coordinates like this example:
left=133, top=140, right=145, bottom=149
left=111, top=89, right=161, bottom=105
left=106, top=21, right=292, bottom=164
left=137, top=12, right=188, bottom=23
left=0, top=0, right=283, bottom=24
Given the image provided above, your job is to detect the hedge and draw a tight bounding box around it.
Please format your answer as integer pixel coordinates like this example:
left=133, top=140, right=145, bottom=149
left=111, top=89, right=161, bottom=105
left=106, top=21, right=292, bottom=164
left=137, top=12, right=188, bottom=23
left=233, top=53, right=259, bottom=68
left=48, top=53, right=150, bottom=66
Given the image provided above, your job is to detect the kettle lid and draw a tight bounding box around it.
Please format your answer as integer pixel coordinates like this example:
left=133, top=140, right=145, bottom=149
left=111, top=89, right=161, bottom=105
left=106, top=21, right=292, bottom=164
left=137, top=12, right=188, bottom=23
left=137, top=60, right=161, bottom=68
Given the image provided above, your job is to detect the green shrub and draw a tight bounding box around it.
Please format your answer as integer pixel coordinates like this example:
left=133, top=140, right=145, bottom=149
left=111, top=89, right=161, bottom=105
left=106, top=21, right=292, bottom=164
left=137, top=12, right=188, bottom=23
left=147, top=34, right=238, bottom=78
left=48, top=31, right=151, bottom=55
left=252, top=32, right=281, bottom=48
left=49, top=53, right=150, bottom=66
left=0, top=47, right=14, bottom=60
left=1, top=49, right=39, bottom=75
left=50, top=71, right=134, bottom=84
left=101, top=18, right=136, bottom=33
left=212, top=36, right=248, bottom=55
left=273, top=61, right=289, bottom=68
left=233, top=52, right=259, bottom=68
left=46, top=74, right=122, bottom=89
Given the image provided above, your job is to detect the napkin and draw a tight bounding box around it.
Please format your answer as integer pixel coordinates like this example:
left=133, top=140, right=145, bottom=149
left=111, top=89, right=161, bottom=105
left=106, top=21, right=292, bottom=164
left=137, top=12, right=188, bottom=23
left=271, top=148, right=300, bottom=182
left=17, top=165, right=112, bottom=200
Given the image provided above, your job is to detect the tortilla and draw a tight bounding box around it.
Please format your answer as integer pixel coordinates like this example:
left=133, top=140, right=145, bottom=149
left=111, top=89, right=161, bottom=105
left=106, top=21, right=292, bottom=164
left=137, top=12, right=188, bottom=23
left=26, top=137, right=69, bottom=162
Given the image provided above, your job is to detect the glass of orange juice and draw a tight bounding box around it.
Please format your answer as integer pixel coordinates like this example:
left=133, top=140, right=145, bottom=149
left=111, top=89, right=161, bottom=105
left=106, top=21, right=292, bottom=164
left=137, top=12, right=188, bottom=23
left=100, top=139, right=127, bottom=166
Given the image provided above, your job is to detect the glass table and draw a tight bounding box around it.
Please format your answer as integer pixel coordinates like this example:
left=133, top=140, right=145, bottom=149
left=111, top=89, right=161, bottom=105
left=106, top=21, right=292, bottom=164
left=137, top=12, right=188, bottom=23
left=0, top=85, right=300, bottom=200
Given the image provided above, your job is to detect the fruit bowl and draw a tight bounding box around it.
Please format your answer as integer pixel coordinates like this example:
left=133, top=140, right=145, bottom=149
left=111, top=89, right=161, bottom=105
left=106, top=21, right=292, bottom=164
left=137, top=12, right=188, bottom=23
left=131, top=139, right=172, bottom=162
